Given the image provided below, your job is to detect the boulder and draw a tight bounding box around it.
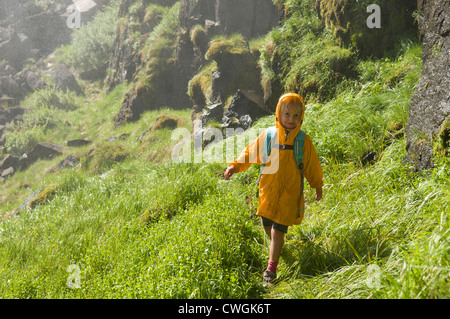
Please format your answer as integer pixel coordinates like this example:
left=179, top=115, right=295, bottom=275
left=26, top=142, right=66, bottom=164
left=314, top=0, right=417, bottom=57
left=114, top=85, right=149, bottom=127
left=7, top=188, right=43, bottom=218
left=79, top=62, right=108, bottom=81
left=207, top=44, right=262, bottom=104
left=201, top=103, right=224, bottom=124
left=215, top=0, right=280, bottom=39
left=404, top=0, right=450, bottom=172
left=18, top=9, right=71, bottom=56
left=45, top=65, right=82, bottom=95
left=1, top=166, right=14, bottom=178
left=1, top=3, right=71, bottom=70
left=12, top=68, right=47, bottom=94
left=0, top=106, right=25, bottom=125
left=152, top=114, right=179, bottom=131
left=0, top=132, right=5, bottom=146
left=106, top=133, right=129, bottom=142
left=106, top=0, right=177, bottom=88
left=222, top=90, right=271, bottom=131
left=0, top=154, right=21, bottom=171
left=0, top=61, right=16, bottom=76
left=0, top=75, right=20, bottom=98
left=0, top=26, right=32, bottom=70
left=67, top=139, right=92, bottom=147
left=59, top=154, right=80, bottom=170
left=26, top=70, right=47, bottom=91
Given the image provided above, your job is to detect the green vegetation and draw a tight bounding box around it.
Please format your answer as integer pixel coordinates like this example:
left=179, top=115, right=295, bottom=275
left=5, top=88, right=82, bottom=156
left=0, top=0, right=448, bottom=299
left=67, top=0, right=121, bottom=72
left=315, top=0, right=417, bottom=57
left=261, top=0, right=356, bottom=102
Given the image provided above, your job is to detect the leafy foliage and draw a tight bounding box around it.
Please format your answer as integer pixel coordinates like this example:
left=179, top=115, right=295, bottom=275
left=68, top=0, right=121, bottom=71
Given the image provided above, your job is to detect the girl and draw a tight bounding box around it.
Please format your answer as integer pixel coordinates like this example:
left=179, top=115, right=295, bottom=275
left=224, top=93, right=323, bottom=285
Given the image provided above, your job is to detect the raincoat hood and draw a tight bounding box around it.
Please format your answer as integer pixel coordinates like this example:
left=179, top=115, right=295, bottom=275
left=275, top=93, right=305, bottom=144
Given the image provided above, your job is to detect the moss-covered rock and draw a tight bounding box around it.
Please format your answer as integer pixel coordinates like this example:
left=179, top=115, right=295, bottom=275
left=28, top=184, right=58, bottom=209
left=205, top=34, right=262, bottom=103
left=314, top=0, right=417, bottom=57
left=86, top=143, right=130, bottom=175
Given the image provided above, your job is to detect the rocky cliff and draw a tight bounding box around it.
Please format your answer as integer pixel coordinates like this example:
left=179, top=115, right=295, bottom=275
left=110, top=0, right=280, bottom=127
left=1, top=0, right=448, bottom=173
left=0, top=0, right=105, bottom=100
left=314, top=0, right=417, bottom=57
left=405, top=0, right=449, bottom=172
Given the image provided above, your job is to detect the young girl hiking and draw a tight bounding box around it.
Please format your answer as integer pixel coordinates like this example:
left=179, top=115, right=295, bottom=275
left=224, top=93, right=323, bottom=285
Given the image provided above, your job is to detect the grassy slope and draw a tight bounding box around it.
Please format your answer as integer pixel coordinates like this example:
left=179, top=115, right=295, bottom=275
left=0, top=3, right=449, bottom=299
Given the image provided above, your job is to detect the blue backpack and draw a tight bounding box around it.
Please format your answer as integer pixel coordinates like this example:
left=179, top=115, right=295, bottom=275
left=263, top=126, right=306, bottom=169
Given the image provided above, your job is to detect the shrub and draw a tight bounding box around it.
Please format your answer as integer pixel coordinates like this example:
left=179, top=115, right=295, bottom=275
left=5, top=125, right=44, bottom=156
left=68, top=0, right=120, bottom=71
left=23, top=87, right=79, bottom=111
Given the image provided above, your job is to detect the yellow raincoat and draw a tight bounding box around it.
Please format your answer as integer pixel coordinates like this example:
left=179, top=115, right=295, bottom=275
left=230, top=93, right=323, bottom=226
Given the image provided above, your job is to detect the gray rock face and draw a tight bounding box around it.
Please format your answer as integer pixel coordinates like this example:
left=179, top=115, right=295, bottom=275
left=404, top=0, right=450, bottom=172
left=45, top=65, right=83, bottom=95
left=0, top=2, right=71, bottom=70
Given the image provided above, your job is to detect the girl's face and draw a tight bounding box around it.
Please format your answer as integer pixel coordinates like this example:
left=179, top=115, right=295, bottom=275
left=279, top=103, right=302, bottom=129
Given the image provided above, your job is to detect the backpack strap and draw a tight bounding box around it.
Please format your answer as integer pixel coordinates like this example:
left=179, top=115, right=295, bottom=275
left=263, top=126, right=277, bottom=163
left=294, top=130, right=306, bottom=218
left=254, top=126, right=276, bottom=190
left=294, top=130, right=306, bottom=168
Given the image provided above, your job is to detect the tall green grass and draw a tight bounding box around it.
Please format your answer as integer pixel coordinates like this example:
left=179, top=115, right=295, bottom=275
left=5, top=88, right=83, bottom=156
left=303, top=41, right=422, bottom=163
left=0, top=1, right=448, bottom=300
left=1, top=137, right=447, bottom=298
left=271, top=143, right=449, bottom=298
left=0, top=161, right=265, bottom=298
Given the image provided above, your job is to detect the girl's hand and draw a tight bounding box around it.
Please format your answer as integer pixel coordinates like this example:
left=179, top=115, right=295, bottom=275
left=315, top=187, right=323, bottom=201
left=224, top=166, right=236, bottom=180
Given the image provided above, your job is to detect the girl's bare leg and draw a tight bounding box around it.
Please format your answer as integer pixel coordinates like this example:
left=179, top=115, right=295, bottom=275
left=269, top=228, right=284, bottom=263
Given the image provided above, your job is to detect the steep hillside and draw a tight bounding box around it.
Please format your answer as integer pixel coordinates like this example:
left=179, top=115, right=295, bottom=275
left=0, top=0, right=448, bottom=299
